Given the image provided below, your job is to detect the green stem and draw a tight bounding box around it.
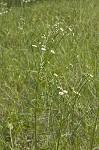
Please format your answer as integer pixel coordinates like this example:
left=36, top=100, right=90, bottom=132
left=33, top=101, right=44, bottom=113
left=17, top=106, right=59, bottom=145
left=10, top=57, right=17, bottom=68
left=90, top=107, right=99, bottom=150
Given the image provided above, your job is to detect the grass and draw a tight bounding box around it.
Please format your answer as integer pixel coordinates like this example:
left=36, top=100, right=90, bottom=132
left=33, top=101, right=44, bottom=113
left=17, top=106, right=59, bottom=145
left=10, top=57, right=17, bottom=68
left=0, top=0, right=99, bottom=149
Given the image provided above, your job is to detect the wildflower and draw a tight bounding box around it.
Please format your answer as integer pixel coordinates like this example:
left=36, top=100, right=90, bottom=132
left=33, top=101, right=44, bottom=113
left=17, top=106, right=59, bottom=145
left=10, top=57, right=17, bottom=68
left=51, top=50, right=55, bottom=54
left=59, top=91, right=64, bottom=95
left=63, top=90, right=68, bottom=94
left=32, top=44, right=37, bottom=48
left=57, top=86, right=63, bottom=90
left=60, top=28, right=64, bottom=32
left=8, top=123, right=13, bottom=130
left=39, top=42, right=41, bottom=45
left=47, top=61, right=50, bottom=64
left=54, top=23, right=59, bottom=28
left=41, top=47, right=46, bottom=51
left=52, top=38, right=55, bottom=42
left=68, top=27, right=72, bottom=32
left=88, top=73, right=93, bottom=78
left=69, top=63, right=73, bottom=67
left=54, top=73, right=58, bottom=77
left=84, top=73, right=93, bottom=78
left=41, top=34, right=46, bottom=39
left=59, top=89, right=68, bottom=96
left=73, top=90, right=81, bottom=96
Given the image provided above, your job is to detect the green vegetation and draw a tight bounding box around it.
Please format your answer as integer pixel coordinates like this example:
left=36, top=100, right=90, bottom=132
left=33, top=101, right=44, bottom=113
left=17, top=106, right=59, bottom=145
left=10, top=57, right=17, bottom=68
left=0, top=0, right=99, bottom=149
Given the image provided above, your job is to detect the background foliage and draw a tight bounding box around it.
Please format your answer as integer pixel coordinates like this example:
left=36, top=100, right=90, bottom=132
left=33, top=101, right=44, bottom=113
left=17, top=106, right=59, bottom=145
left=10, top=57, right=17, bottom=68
left=0, top=0, right=99, bottom=149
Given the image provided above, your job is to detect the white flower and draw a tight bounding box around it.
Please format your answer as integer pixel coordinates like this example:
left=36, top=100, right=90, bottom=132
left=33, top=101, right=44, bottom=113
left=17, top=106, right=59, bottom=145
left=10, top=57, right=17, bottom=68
left=57, top=86, right=63, bottom=90
left=68, top=27, right=72, bottom=32
left=59, top=89, right=68, bottom=96
left=32, top=44, right=37, bottom=48
left=63, top=90, right=68, bottom=94
left=59, top=91, right=64, bottom=95
left=41, top=47, right=46, bottom=51
left=73, top=90, right=81, bottom=96
left=87, top=73, right=93, bottom=78
left=54, top=73, right=58, bottom=77
left=60, top=28, right=64, bottom=32
left=89, top=74, right=93, bottom=78
left=69, top=63, right=73, bottom=67
left=47, top=61, right=50, bottom=64
left=41, top=34, right=46, bottom=39
left=51, top=50, right=55, bottom=54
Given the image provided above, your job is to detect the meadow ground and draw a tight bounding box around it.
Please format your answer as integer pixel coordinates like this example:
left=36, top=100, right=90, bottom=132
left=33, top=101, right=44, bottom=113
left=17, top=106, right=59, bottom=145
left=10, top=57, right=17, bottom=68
left=0, top=0, right=99, bottom=149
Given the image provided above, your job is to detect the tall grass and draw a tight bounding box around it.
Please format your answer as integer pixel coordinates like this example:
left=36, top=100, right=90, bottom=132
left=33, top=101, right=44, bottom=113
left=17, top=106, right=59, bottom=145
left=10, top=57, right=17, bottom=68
left=0, top=0, right=99, bottom=149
